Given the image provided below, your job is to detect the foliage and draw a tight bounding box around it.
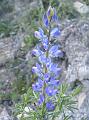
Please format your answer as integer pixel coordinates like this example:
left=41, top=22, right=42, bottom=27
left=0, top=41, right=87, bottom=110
left=57, top=0, right=79, bottom=19
left=9, top=58, right=28, bottom=95
left=15, top=6, right=81, bottom=120
left=0, top=0, right=14, bottom=16
left=0, top=20, right=19, bottom=37
left=0, top=80, right=19, bottom=103
left=22, top=7, right=44, bottom=48
left=42, top=0, right=80, bottom=19
left=83, top=0, right=89, bottom=5
left=0, top=21, right=12, bottom=37
left=15, top=84, right=82, bottom=120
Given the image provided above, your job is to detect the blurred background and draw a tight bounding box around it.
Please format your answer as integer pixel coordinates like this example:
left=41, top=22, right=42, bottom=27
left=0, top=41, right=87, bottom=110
left=0, top=0, right=89, bottom=120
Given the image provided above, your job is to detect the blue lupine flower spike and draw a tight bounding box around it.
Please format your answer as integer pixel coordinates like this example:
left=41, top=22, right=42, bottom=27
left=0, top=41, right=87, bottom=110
left=32, top=6, right=62, bottom=114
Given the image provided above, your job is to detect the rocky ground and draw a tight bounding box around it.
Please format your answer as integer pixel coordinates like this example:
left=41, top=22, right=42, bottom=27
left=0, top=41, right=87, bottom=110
left=58, top=19, right=89, bottom=120
left=0, top=0, right=89, bottom=120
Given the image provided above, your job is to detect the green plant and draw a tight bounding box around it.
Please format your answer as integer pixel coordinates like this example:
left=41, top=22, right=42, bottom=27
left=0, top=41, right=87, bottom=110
left=83, top=0, right=89, bottom=5
left=57, top=0, right=79, bottom=19
left=42, top=0, right=80, bottom=19
left=0, top=21, right=19, bottom=37
left=0, top=0, right=14, bottom=16
left=15, top=83, right=82, bottom=120
left=15, top=6, right=82, bottom=120
left=0, top=21, right=11, bottom=37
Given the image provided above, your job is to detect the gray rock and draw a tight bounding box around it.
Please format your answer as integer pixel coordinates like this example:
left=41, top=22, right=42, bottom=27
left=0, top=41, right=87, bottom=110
left=59, top=19, right=89, bottom=82
left=74, top=1, right=89, bottom=14
left=0, top=31, right=26, bottom=101
left=57, top=19, right=89, bottom=120
left=0, top=31, right=25, bottom=65
left=0, top=108, right=12, bottom=120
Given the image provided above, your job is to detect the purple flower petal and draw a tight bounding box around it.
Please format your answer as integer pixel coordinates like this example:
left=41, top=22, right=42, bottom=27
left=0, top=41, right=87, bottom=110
left=34, top=31, right=42, bottom=39
left=55, top=68, right=62, bottom=77
left=54, top=50, right=63, bottom=58
left=49, top=45, right=59, bottom=52
left=38, top=78, right=43, bottom=86
left=32, top=66, right=38, bottom=74
left=44, top=73, right=50, bottom=83
left=48, top=63, right=58, bottom=73
left=47, top=6, right=52, bottom=17
left=32, top=79, right=43, bottom=92
left=38, top=28, right=44, bottom=36
left=42, top=38, right=49, bottom=50
left=52, top=8, right=58, bottom=22
left=32, top=49, right=39, bottom=56
left=45, top=87, right=57, bottom=96
left=38, top=94, right=45, bottom=105
left=49, top=48, right=63, bottom=58
left=34, top=28, right=45, bottom=39
left=49, top=78, right=60, bottom=86
left=32, top=46, right=43, bottom=57
left=46, top=101, right=55, bottom=111
left=51, top=28, right=60, bottom=37
left=32, top=83, right=41, bottom=92
left=43, top=14, right=49, bottom=27
left=32, top=63, right=43, bottom=77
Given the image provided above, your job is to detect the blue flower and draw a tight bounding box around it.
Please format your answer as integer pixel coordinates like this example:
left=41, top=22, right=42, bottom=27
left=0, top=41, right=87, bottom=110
left=39, top=54, right=47, bottom=64
left=32, top=46, right=43, bottom=57
left=46, top=101, right=55, bottom=111
left=54, top=67, right=62, bottom=78
left=44, top=73, right=50, bottom=83
left=38, top=28, right=44, bottom=36
left=39, top=55, right=50, bottom=65
left=47, top=63, right=57, bottom=73
left=32, top=6, right=62, bottom=113
left=52, top=8, right=58, bottom=22
left=48, top=63, right=61, bottom=76
left=32, top=63, right=43, bottom=77
left=38, top=94, right=45, bottom=105
left=51, top=27, right=60, bottom=37
left=34, top=31, right=42, bottom=39
left=50, top=45, right=59, bottom=52
left=34, top=28, right=46, bottom=39
left=42, top=38, right=49, bottom=50
left=32, top=78, right=43, bottom=92
left=43, top=14, right=49, bottom=27
left=49, top=78, right=60, bottom=87
left=45, top=87, right=57, bottom=96
left=49, top=45, right=63, bottom=57
left=54, top=50, right=63, bottom=58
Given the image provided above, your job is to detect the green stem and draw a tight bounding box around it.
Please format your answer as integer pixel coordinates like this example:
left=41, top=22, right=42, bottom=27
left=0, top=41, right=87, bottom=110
left=41, top=22, right=51, bottom=120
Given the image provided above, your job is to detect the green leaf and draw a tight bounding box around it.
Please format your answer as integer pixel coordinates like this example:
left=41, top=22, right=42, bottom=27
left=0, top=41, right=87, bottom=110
left=71, top=87, right=82, bottom=97
left=64, top=115, right=72, bottom=120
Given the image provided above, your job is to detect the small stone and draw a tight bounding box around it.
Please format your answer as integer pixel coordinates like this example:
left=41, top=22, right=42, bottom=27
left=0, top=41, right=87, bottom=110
left=0, top=108, right=12, bottom=120
left=74, top=1, right=89, bottom=14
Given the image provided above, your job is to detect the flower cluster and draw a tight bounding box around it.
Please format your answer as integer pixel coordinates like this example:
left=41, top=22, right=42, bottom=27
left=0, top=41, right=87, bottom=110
left=32, top=6, right=63, bottom=112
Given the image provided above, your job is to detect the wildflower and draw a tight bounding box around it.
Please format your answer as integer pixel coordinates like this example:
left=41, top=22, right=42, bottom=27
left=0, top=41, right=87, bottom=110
left=43, top=6, right=58, bottom=28
left=38, top=94, right=45, bottom=105
left=32, top=6, right=62, bottom=113
left=50, top=27, right=60, bottom=37
left=34, top=28, right=46, bottom=39
left=46, top=101, right=55, bottom=111
left=49, top=45, right=63, bottom=57
left=45, top=87, right=57, bottom=96
left=43, top=14, right=49, bottom=27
